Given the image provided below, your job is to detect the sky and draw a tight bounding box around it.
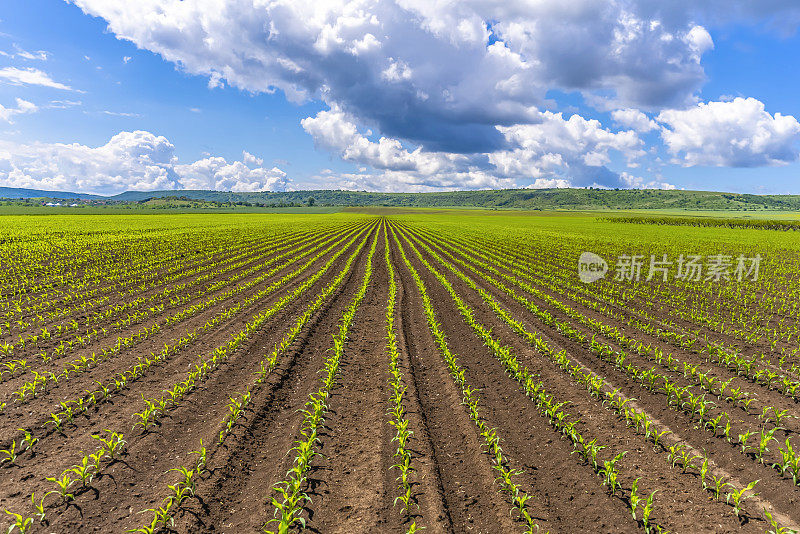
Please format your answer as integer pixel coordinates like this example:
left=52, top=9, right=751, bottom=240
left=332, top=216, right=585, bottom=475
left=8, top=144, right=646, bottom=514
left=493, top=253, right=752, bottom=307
left=0, top=1, right=799, bottom=195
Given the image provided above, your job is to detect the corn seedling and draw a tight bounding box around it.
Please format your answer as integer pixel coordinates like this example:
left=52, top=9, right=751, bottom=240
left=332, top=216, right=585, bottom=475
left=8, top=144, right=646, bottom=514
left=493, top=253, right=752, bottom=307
left=18, top=429, right=37, bottom=452
left=30, top=493, right=45, bottom=524
left=2, top=509, right=33, bottom=533
left=70, top=454, right=96, bottom=487
left=599, top=451, right=626, bottom=495
left=91, top=430, right=126, bottom=460
left=629, top=477, right=643, bottom=520
left=757, top=427, right=779, bottom=463
left=727, top=479, right=759, bottom=518
left=764, top=508, right=797, bottom=534
left=45, top=473, right=75, bottom=503
left=641, top=490, right=658, bottom=533
left=0, top=441, right=18, bottom=466
left=190, top=439, right=207, bottom=473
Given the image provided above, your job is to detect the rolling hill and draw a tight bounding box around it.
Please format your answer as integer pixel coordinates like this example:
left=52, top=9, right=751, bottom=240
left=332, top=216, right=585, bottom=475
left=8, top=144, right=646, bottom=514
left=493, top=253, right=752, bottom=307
left=2, top=186, right=800, bottom=211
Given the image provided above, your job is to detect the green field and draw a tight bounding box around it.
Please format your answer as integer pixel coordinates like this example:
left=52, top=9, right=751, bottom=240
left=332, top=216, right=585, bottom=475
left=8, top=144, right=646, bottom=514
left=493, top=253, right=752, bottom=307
left=2, top=209, right=799, bottom=533
left=2, top=207, right=799, bottom=245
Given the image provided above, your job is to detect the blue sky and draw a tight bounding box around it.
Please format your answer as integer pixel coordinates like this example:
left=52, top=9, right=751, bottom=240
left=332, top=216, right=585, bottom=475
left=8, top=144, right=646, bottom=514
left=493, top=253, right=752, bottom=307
left=0, top=0, right=344, bottom=184
left=0, top=1, right=799, bottom=195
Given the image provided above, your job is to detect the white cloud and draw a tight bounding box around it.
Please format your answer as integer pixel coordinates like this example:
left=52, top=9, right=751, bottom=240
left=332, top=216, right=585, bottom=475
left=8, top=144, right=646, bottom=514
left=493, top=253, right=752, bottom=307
left=685, top=25, right=714, bottom=59
left=301, top=107, right=468, bottom=174
left=492, top=112, right=645, bottom=186
left=58, top=1, right=800, bottom=190
left=0, top=131, right=288, bottom=195
left=0, top=98, right=38, bottom=123
left=123, top=56, right=132, bottom=63
left=611, top=108, right=659, bottom=133
left=4, top=44, right=49, bottom=61
left=175, top=151, right=287, bottom=192
left=619, top=171, right=676, bottom=190
left=0, top=131, right=177, bottom=194
left=528, top=178, right=571, bottom=189
left=301, top=107, right=516, bottom=190
left=69, top=0, right=738, bottom=153
left=301, top=107, right=646, bottom=190
left=49, top=100, right=82, bottom=109
left=657, top=97, right=800, bottom=166
left=97, top=110, right=141, bottom=117
left=0, top=67, right=75, bottom=90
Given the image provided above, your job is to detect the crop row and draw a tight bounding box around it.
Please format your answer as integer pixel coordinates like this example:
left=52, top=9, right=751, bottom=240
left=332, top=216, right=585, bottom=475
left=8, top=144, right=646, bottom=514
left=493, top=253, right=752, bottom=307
left=264, top=225, right=379, bottom=533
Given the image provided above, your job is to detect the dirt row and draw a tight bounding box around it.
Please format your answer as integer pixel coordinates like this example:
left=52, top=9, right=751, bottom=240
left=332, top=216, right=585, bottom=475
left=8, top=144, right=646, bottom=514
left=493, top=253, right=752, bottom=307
left=0, top=231, right=249, bottom=327
left=428, top=227, right=800, bottom=431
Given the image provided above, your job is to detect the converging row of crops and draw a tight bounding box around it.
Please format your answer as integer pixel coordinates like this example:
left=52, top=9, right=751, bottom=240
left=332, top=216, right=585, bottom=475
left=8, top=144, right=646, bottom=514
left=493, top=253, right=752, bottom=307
left=1, top=211, right=799, bottom=533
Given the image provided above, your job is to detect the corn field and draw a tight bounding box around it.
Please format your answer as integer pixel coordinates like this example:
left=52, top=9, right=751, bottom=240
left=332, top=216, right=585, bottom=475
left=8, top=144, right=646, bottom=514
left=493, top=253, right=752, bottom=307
left=0, top=211, right=799, bottom=534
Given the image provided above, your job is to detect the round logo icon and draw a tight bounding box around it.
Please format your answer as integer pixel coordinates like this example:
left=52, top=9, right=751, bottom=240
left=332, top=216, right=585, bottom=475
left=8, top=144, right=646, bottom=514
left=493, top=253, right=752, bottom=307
left=578, top=252, right=607, bottom=283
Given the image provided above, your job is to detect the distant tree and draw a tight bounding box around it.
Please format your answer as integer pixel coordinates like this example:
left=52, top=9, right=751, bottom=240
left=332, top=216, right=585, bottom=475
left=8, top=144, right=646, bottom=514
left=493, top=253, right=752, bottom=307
left=307, top=197, right=315, bottom=206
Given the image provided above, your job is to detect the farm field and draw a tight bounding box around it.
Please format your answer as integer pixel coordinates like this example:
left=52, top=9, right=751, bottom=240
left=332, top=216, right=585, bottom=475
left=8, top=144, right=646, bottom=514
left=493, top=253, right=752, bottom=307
left=1, top=211, right=800, bottom=533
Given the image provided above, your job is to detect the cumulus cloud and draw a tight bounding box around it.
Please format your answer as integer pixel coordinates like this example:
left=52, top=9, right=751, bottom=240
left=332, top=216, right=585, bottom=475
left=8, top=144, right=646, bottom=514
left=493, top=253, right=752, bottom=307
left=619, top=171, right=676, bottom=190
left=69, top=0, right=748, bottom=153
left=0, top=98, right=38, bottom=123
left=492, top=112, right=645, bottom=187
left=63, top=0, right=800, bottom=189
left=528, top=178, right=571, bottom=189
left=0, top=67, right=75, bottom=90
left=611, top=109, right=659, bottom=133
left=657, top=97, right=800, bottom=166
left=176, top=152, right=288, bottom=192
left=301, top=107, right=645, bottom=190
left=0, top=131, right=287, bottom=195
left=301, top=107, right=472, bottom=174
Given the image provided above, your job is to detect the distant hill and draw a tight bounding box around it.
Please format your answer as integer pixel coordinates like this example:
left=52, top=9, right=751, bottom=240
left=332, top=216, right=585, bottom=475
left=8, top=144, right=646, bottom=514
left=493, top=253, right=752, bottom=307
left=3, top=186, right=800, bottom=211
left=0, top=187, right=103, bottom=200
left=110, top=188, right=800, bottom=211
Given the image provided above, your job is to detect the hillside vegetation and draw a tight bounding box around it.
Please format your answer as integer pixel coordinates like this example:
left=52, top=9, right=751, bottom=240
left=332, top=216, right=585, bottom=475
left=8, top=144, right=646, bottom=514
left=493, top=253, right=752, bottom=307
left=3, top=186, right=800, bottom=211
left=110, top=188, right=800, bottom=211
